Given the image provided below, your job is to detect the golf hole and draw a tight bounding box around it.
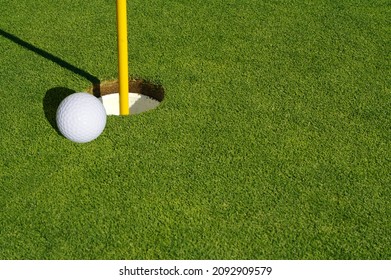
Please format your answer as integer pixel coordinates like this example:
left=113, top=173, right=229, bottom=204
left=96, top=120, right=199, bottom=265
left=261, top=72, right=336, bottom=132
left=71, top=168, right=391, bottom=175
left=88, top=79, right=164, bottom=116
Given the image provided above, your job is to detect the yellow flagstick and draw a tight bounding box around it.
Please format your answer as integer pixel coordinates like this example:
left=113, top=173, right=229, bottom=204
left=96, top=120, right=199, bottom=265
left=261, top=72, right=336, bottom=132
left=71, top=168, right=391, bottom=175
left=116, top=0, right=129, bottom=115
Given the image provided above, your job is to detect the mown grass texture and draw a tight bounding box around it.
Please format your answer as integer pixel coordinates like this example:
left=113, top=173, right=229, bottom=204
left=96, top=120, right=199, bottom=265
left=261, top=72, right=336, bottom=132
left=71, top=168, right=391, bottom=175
left=0, top=0, right=390, bottom=259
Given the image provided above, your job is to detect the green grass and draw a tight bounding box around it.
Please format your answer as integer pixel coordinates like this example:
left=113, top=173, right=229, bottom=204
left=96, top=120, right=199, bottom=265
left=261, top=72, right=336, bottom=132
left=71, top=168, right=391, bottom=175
left=0, top=0, right=390, bottom=259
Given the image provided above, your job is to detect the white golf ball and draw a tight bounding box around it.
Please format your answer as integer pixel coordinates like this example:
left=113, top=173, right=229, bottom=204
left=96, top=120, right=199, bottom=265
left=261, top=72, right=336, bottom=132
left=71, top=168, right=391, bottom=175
left=56, top=92, right=107, bottom=143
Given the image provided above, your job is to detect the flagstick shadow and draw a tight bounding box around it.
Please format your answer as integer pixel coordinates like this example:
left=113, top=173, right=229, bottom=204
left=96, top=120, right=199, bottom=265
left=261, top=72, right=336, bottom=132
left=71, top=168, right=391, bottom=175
left=0, top=29, right=101, bottom=96
left=0, top=29, right=104, bottom=133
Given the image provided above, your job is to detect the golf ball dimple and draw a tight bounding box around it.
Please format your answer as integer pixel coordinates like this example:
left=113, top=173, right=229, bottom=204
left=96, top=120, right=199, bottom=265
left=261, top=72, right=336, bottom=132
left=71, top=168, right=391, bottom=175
left=56, top=92, right=107, bottom=143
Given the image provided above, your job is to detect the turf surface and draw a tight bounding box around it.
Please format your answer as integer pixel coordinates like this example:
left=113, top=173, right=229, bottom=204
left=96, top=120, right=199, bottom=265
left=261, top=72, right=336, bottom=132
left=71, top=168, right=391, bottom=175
left=0, top=0, right=390, bottom=259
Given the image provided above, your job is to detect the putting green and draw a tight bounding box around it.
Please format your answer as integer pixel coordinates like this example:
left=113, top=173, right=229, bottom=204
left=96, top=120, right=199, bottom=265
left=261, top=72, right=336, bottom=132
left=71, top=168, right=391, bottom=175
left=0, top=0, right=389, bottom=260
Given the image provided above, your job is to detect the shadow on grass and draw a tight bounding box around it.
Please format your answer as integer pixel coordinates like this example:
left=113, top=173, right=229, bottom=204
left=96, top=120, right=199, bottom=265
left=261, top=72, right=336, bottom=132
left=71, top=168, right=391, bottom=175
left=43, top=87, right=75, bottom=134
left=0, top=28, right=103, bottom=133
left=0, top=29, right=101, bottom=95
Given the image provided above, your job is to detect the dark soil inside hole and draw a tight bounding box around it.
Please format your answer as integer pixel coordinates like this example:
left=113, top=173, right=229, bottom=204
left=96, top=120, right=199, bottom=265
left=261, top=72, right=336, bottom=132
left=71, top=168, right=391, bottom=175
left=88, top=79, right=165, bottom=102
